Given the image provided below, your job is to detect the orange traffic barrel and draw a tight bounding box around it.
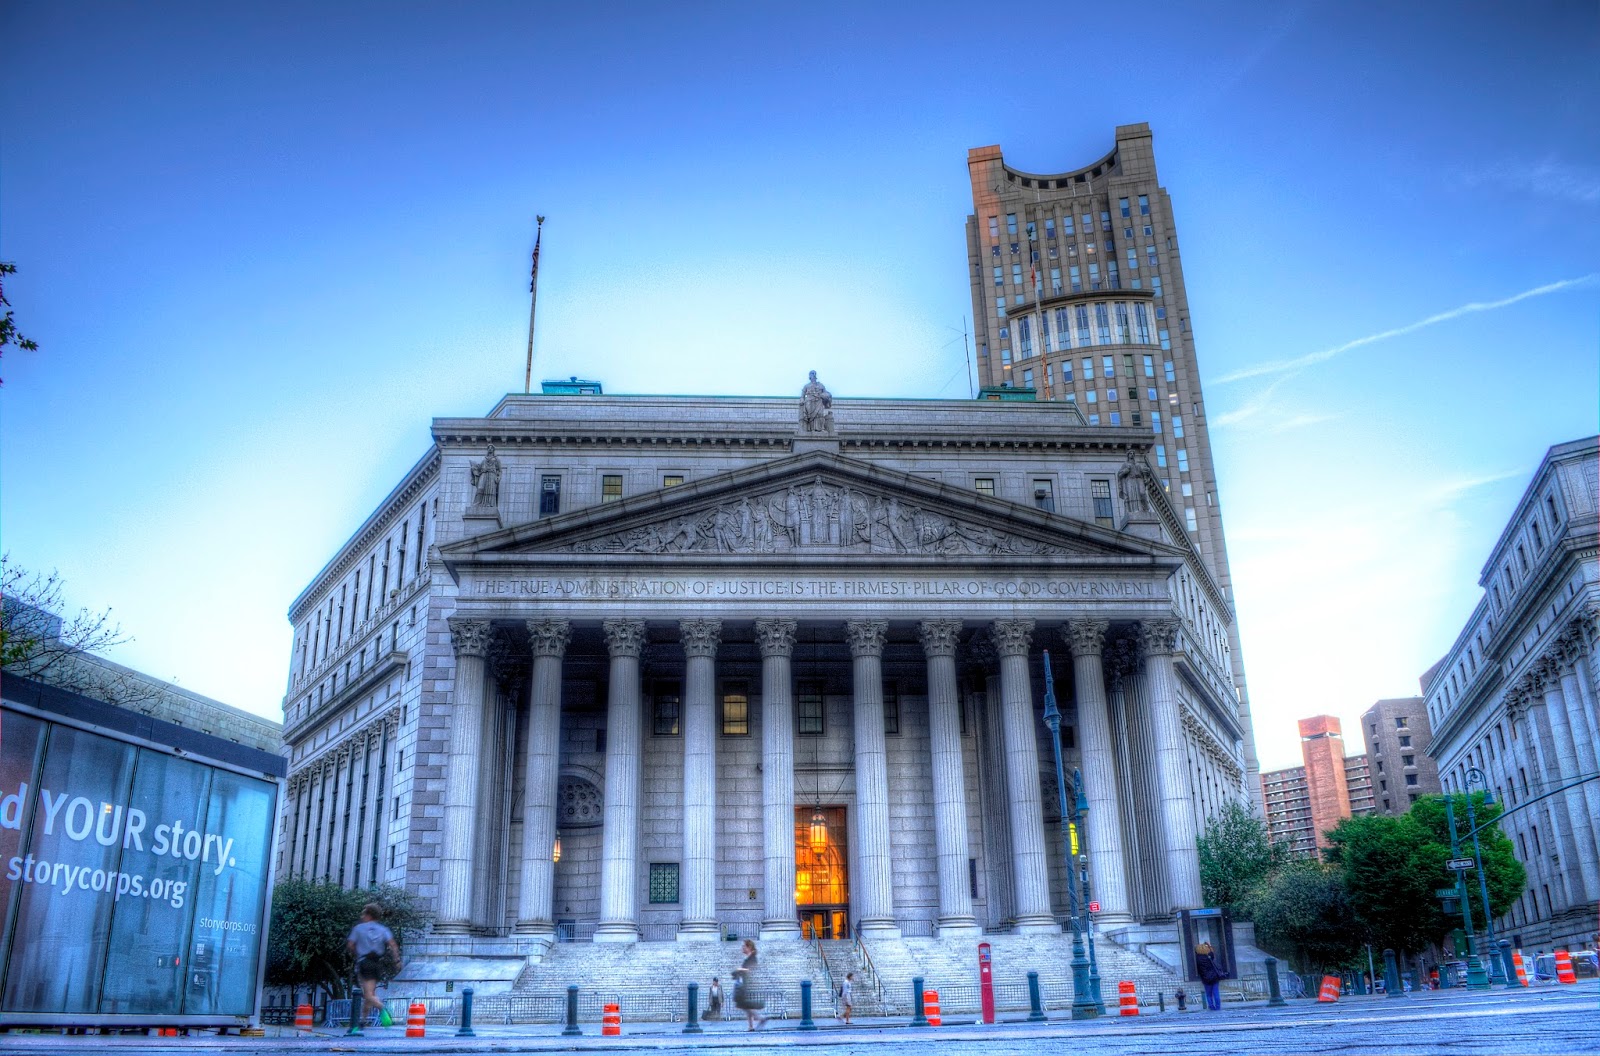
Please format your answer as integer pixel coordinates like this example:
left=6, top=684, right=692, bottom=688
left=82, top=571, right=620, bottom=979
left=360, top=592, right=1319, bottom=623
left=1317, top=976, right=1340, bottom=1002
left=1118, top=979, right=1138, bottom=1016
left=406, top=1001, right=427, bottom=1038
left=923, top=989, right=941, bottom=1027
left=294, top=1004, right=313, bottom=1032
left=602, top=1002, right=621, bottom=1036
left=1512, top=951, right=1529, bottom=987
left=1555, top=950, right=1577, bottom=984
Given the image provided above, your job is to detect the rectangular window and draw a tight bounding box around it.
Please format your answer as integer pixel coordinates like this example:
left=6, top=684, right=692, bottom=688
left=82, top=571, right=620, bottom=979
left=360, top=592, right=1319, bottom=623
left=1006, top=213, right=1018, bottom=235
left=797, top=681, right=824, bottom=735
left=1127, top=247, right=1139, bottom=270
left=1081, top=213, right=1092, bottom=233
left=1012, top=264, right=1023, bottom=287
left=721, top=681, right=749, bottom=736
left=884, top=683, right=900, bottom=735
left=1151, top=276, right=1163, bottom=299
left=1395, top=717, right=1408, bottom=728
left=1050, top=267, right=1062, bottom=295
left=1159, top=329, right=1171, bottom=351
left=1076, top=306, right=1091, bottom=345
left=1060, top=357, right=1073, bottom=382
left=1399, top=735, right=1412, bottom=747
left=540, top=475, right=562, bottom=516
left=1119, top=197, right=1130, bottom=217
left=1107, top=261, right=1120, bottom=289
left=1054, top=308, right=1073, bottom=350
left=1069, top=266, right=1082, bottom=293
left=1152, top=410, right=1161, bottom=431
left=1164, top=360, right=1175, bottom=382
left=663, top=475, right=684, bottom=488
left=1062, top=215, right=1075, bottom=236
left=1138, top=194, right=1149, bottom=215
left=1172, top=415, right=1184, bottom=438
left=1185, top=508, right=1198, bottom=531
left=1086, top=390, right=1097, bottom=404
left=1402, top=754, right=1415, bottom=766
left=975, top=477, right=995, bottom=496
left=1021, top=367, right=1033, bottom=387
left=992, top=266, right=1003, bottom=287
left=1114, top=304, right=1130, bottom=343
left=1088, top=262, right=1101, bottom=290
left=649, top=863, right=680, bottom=904
left=653, top=681, right=681, bottom=736
left=1095, top=305, right=1111, bottom=343
left=1109, top=411, right=1121, bottom=425
left=601, top=474, right=623, bottom=502
left=1091, top=479, right=1113, bottom=526
left=988, top=216, right=999, bottom=239
left=1405, top=774, right=1418, bottom=786
left=1177, top=448, right=1189, bottom=472
left=1088, top=413, right=1099, bottom=425
left=1025, top=221, right=1036, bottom=242
left=1018, top=316, right=1033, bottom=357
left=1107, top=387, right=1118, bottom=401
left=1142, top=353, right=1155, bottom=377
left=1033, top=479, right=1056, bottom=512
left=1100, top=210, right=1111, bottom=231
left=1081, top=356, right=1094, bottom=379
left=1146, top=245, right=1158, bottom=268
left=1045, top=218, right=1056, bottom=239
left=1156, top=445, right=1167, bottom=468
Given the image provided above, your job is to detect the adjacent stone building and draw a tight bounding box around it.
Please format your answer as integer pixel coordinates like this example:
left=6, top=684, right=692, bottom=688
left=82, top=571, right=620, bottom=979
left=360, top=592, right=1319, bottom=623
left=1359, top=696, right=1441, bottom=815
left=1425, top=436, right=1600, bottom=951
left=275, top=379, right=1259, bottom=986
left=965, top=124, right=1260, bottom=809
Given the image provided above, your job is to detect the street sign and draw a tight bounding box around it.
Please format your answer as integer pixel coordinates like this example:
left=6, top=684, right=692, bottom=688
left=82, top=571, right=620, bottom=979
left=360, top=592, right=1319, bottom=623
left=1446, top=857, right=1477, bottom=871
left=1088, top=901, right=1101, bottom=914
left=1435, top=887, right=1459, bottom=898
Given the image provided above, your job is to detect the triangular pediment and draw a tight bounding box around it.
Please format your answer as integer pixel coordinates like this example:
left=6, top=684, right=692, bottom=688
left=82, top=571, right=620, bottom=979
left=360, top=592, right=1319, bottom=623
left=444, top=452, right=1183, bottom=568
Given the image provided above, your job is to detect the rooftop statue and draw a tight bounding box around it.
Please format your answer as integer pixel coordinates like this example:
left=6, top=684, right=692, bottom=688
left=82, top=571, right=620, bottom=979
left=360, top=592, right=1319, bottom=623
left=799, top=370, right=835, bottom=434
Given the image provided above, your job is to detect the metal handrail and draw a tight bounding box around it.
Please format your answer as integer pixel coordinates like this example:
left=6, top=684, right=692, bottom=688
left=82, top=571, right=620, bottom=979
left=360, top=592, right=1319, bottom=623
left=852, top=934, right=888, bottom=1011
left=813, top=937, right=839, bottom=1017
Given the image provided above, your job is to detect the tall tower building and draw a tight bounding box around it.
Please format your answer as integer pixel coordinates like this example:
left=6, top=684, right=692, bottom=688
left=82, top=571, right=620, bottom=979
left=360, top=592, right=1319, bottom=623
left=966, top=123, right=1260, bottom=804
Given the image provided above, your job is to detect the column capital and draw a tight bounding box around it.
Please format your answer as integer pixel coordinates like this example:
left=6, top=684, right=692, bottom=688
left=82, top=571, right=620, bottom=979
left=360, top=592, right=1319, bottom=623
left=448, top=617, right=493, bottom=658
left=1063, top=618, right=1109, bottom=658
left=990, top=619, right=1035, bottom=658
left=1137, top=618, right=1180, bottom=657
left=526, top=618, right=572, bottom=658
left=754, top=617, right=798, bottom=658
left=963, top=631, right=998, bottom=672
left=1107, top=637, right=1140, bottom=686
left=917, top=619, right=964, bottom=657
left=679, top=618, right=723, bottom=658
left=846, top=619, right=889, bottom=658
left=602, top=618, right=648, bottom=658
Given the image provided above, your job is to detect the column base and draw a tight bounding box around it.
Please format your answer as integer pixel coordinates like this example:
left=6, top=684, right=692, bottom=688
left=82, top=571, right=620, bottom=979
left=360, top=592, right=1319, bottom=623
left=760, top=920, right=804, bottom=940
left=512, top=920, right=556, bottom=936
left=1091, top=912, right=1136, bottom=928
left=936, top=917, right=983, bottom=939
left=592, top=923, right=641, bottom=943
left=676, top=922, right=721, bottom=942
left=431, top=922, right=473, bottom=937
left=1013, top=916, right=1062, bottom=935
left=856, top=919, right=902, bottom=939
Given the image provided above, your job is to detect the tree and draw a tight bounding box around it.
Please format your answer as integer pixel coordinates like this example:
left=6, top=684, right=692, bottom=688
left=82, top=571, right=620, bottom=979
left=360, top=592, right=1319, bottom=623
left=2, top=557, right=130, bottom=687
left=0, top=261, right=39, bottom=384
left=1325, top=794, right=1525, bottom=957
left=1197, top=800, right=1288, bottom=917
left=1250, top=859, right=1367, bottom=975
left=265, top=879, right=433, bottom=1002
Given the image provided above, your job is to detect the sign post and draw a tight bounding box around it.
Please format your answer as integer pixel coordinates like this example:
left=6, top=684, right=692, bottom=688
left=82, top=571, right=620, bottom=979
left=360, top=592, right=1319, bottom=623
left=978, top=942, right=995, bottom=1025
left=1445, top=857, right=1477, bottom=872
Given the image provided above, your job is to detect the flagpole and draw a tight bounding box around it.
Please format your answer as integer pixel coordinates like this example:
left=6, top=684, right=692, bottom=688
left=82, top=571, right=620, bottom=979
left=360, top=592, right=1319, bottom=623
left=524, top=215, right=545, bottom=394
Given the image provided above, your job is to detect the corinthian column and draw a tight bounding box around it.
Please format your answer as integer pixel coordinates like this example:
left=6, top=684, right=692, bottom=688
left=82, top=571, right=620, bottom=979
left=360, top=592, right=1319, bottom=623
left=437, top=617, right=492, bottom=934
left=1534, top=659, right=1600, bottom=903
left=678, top=618, right=723, bottom=940
left=515, top=618, right=570, bottom=934
left=992, top=619, right=1060, bottom=934
left=1065, top=619, right=1132, bottom=924
left=756, top=618, right=802, bottom=939
left=595, top=618, right=646, bottom=942
left=920, top=619, right=980, bottom=937
left=847, top=619, right=900, bottom=937
left=1556, top=639, right=1600, bottom=874
left=1138, top=618, right=1202, bottom=912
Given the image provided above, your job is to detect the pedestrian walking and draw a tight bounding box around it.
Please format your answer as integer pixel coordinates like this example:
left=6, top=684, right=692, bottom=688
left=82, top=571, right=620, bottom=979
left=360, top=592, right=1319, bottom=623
left=346, top=903, right=400, bottom=1035
left=706, top=977, right=723, bottom=1020
left=1194, top=941, right=1223, bottom=1011
left=732, top=939, right=767, bottom=1030
left=839, top=971, right=854, bottom=1025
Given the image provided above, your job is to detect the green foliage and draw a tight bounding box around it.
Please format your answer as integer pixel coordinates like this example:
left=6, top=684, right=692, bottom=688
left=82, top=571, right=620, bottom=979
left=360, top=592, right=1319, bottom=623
left=0, top=261, right=38, bottom=384
left=1197, top=800, right=1287, bottom=917
left=265, top=879, right=432, bottom=1000
left=1325, top=793, right=1525, bottom=956
left=1250, top=859, right=1366, bottom=974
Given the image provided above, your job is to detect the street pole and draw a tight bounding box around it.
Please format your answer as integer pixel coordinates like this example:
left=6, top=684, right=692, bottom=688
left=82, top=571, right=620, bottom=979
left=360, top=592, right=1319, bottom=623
left=1072, top=768, right=1105, bottom=1014
left=1463, top=769, right=1506, bottom=985
left=1042, top=650, right=1098, bottom=1020
left=1444, top=797, right=1490, bottom=988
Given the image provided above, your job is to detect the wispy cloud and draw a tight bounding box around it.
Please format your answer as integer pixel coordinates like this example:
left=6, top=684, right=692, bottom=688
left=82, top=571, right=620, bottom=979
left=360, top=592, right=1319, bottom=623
left=1458, top=158, right=1600, bottom=207
left=1213, top=274, right=1600, bottom=386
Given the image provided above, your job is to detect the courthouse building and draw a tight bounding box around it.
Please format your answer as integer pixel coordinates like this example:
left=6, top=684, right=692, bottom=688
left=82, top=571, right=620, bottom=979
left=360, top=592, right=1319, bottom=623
left=275, top=379, right=1257, bottom=974
left=1425, top=437, right=1599, bottom=951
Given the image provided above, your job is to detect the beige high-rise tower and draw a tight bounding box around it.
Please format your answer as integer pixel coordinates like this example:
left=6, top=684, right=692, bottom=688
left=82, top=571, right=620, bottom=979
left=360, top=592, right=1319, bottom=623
left=966, top=123, right=1261, bottom=806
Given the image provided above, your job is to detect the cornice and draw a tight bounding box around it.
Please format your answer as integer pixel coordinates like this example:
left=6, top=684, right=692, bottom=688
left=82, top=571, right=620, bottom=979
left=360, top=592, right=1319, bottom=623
left=284, top=651, right=408, bottom=747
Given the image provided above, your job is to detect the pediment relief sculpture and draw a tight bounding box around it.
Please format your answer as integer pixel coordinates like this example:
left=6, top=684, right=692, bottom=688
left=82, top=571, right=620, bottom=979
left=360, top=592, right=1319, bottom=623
left=560, top=477, right=1075, bottom=558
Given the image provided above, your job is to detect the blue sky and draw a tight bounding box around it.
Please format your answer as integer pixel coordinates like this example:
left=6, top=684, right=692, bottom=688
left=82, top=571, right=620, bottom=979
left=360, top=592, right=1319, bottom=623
left=2, top=1, right=1595, bottom=770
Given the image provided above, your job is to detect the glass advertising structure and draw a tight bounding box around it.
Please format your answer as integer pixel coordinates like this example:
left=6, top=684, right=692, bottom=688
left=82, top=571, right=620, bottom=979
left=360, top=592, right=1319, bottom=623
left=0, top=680, right=282, bottom=1028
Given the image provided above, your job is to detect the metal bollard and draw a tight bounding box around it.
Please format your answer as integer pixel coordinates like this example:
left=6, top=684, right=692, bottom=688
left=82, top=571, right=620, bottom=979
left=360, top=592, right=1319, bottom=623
left=562, top=985, right=581, bottom=1037
left=1265, top=957, right=1286, bottom=1007
left=911, top=977, right=928, bottom=1027
left=1499, top=940, right=1518, bottom=990
left=1158, top=991, right=1165, bottom=1013
left=456, top=986, right=476, bottom=1037
left=683, top=982, right=702, bottom=1034
left=799, top=980, right=816, bottom=1031
left=1383, top=949, right=1403, bottom=998
left=1026, top=971, right=1046, bottom=1023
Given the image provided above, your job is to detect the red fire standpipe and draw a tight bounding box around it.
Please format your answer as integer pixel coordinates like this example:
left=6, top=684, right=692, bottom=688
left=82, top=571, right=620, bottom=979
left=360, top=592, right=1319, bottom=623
left=978, top=942, right=996, bottom=1025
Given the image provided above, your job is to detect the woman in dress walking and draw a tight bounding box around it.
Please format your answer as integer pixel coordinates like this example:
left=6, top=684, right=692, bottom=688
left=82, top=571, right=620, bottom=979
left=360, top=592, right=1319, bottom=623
left=732, top=939, right=768, bottom=1030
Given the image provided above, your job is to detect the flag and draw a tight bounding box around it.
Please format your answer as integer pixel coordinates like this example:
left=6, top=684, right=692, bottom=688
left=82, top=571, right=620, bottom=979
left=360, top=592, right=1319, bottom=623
left=529, top=216, right=545, bottom=293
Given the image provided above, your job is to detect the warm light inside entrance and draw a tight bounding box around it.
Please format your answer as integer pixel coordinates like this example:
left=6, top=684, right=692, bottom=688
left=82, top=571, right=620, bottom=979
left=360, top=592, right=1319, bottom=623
left=808, top=808, right=829, bottom=856
left=553, top=833, right=562, bottom=863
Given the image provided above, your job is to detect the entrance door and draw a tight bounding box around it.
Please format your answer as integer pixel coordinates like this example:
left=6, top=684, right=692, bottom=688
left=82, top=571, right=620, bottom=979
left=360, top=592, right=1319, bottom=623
left=795, top=806, right=849, bottom=939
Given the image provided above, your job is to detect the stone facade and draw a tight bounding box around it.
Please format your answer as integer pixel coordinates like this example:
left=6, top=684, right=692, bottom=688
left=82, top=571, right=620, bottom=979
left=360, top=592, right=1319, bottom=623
left=276, top=383, right=1259, bottom=978
left=965, top=124, right=1260, bottom=811
left=1360, top=696, right=1441, bottom=814
left=1260, top=715, right=1375, bottom=857
left=1425, top=436, right=1600, bottom=952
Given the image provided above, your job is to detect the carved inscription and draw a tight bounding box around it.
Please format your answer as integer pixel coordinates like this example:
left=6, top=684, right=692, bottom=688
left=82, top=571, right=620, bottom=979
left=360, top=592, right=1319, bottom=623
left=473, top=574, right=1159, bottom=602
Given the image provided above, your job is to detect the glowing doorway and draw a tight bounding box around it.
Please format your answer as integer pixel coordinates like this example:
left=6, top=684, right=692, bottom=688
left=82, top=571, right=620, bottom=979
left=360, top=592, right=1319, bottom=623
left=795, top=806, right=849, bottom=939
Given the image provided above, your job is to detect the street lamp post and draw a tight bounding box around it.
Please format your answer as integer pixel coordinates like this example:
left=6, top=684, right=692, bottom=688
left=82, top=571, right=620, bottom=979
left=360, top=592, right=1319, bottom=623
left=1444, top=796, right=1490, bottom=989
left=1462, top=768, right=1506, bottom=985
left=1071, top=768, right=1105, bottom=1014
left=1042, top=650, right=1098, bottom=1020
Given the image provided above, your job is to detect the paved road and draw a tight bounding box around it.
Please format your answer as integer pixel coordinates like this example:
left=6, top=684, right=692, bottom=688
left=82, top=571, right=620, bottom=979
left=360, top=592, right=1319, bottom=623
left=2, top=985, right=1596, bottom=1054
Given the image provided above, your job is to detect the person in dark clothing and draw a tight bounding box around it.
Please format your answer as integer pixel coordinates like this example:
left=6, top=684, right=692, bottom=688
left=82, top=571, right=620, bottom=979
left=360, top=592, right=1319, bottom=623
left=732, top=939, right=767, bottom=1030
left=1194, top=941, right=1223, bottom=1011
